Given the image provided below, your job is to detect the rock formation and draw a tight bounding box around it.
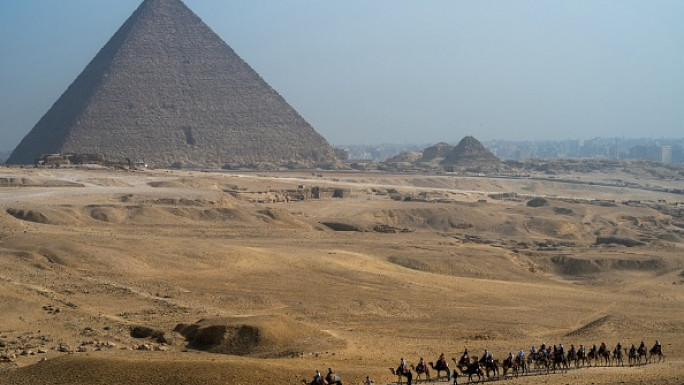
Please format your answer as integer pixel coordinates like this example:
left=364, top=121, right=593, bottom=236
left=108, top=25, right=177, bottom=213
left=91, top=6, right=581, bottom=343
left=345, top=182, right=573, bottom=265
left=7, top=0, right=335, bottom=168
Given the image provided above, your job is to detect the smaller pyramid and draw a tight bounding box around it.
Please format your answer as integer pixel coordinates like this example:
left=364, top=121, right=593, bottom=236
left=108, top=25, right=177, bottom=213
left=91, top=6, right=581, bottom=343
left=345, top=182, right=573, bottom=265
left=441, top=136, right=502, bottom=169
left=420, top=142, right=454, bottom=162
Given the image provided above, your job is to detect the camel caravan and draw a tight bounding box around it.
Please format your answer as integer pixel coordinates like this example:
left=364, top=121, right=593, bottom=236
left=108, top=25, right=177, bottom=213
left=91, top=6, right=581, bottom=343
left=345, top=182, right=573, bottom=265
left=385, top=340, right=664, bottom=384
left=301, top=340, right=663, bottom=385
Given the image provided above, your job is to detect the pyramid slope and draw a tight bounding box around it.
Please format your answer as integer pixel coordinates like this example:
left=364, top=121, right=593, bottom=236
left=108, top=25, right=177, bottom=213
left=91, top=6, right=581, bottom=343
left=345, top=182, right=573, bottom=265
left=8, top=0, right=334, bottom=167
left=441, top=136, right=501, bottom=166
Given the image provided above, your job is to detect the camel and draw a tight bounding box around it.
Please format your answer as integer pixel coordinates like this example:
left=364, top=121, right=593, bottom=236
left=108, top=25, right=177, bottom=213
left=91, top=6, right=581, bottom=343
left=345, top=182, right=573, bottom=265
left=575, top=348, right=588, bottom=368
left=501, top=358, right=519, bottom=377
left=526, top=351, right=541, bottom=370
left=648, top=345, right=664, bottom=363
left=612, top=347, right=624, bottom=367
left=551, top=351, right=569, bottom=373
left=452, top=357, right=469, bottom=372
left=566, top=349, right=579, bottom=368
left=479, top=359, right=499, bottom=379
left=534, top=354, right=551, bottom=374
left=515, top=356, right=527, bottom=375
left=390, top=367, right=413, bottom=385
left=637, top=345, right=648, bottom=364
left=626, top=347, right=639, bottom=367
left=458, top=361, right=484, bottom=384
left=597, top=345, right=611, bottom=366
left=428, top=361, right=451, bottom=381
left=410, top=364, right=430, bottom=383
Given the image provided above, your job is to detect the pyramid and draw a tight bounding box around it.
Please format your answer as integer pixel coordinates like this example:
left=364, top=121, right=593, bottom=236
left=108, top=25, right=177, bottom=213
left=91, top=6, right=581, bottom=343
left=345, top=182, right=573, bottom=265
left=7, top=0, right=335, bottom=168
left=419, top=142, right=454, bottom=162
left=441, top=136, right=501, bottom=167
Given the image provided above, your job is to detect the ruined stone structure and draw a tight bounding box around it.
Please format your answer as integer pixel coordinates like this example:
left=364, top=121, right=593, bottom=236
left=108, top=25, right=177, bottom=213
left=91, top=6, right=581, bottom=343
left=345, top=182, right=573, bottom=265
left=420, top=142, right=454, bottom=162
left=7, top=0, right=335, bottom=168
left=441, top=136, right=502, bottom=168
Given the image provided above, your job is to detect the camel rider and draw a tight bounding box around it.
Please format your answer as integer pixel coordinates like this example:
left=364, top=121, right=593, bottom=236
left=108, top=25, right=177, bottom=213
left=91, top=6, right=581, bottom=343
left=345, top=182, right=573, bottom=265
left=653, top=340, right=661, bottom=354
left=540, top=342, right=546, bottom=351
left=600, top=342, right=607, bottom=351
left=630, top=344, right=637, bottom=356
left=460, top=349, right=469, bottom=365
left=438, top=353, right=448, bottom=369
left=480, top=350, right=489, bottom=364
left=326, top=368, right=338, bottom=384
left=579, top=344, right=586, bottom=355
left=417, top=357, right=426, bottom=372
left=639, top=341, right=646, bottom=352
left=313, top=370, right=324, bottom=385
left=558, top=344, right=564, bottom=355
left=530, top=346, right=537, bottom=356
left=364, top=376, right=373, bottom=385
left=517, top=349, right=525, bottom=362
left=399, top=358, right=407, bottom=374
left=616, top=342, right=622, bottom=353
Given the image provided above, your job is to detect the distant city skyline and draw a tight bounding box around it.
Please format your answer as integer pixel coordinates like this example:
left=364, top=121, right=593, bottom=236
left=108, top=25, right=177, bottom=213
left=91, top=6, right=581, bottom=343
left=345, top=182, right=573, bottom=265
left=1, top=1, right=683, bottom=153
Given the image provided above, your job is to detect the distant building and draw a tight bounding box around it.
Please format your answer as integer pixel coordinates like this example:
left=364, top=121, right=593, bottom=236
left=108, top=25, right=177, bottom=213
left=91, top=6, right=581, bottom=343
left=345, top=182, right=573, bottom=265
left=629, top=145, right=672, bottom=164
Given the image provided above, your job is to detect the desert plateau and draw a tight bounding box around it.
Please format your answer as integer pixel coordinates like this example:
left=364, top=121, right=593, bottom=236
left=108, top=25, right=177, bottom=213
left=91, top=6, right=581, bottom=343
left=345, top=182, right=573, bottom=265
left=0, top=164, right=683, bottom=385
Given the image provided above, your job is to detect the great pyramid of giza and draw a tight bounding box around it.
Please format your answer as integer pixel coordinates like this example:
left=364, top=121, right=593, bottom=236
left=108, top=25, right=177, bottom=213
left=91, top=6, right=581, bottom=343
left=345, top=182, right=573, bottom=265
left=7, top=0, right=335, bottom=168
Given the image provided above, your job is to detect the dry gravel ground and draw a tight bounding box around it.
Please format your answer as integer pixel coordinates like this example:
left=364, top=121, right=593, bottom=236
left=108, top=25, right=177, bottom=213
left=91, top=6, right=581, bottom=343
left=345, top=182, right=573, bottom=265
left=0, top=166, right=682, bottom=385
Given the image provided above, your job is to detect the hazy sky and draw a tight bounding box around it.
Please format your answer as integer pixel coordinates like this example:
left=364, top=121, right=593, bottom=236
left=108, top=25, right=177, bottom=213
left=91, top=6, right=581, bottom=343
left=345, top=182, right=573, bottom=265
left=1, top=1, right=683, bottom=152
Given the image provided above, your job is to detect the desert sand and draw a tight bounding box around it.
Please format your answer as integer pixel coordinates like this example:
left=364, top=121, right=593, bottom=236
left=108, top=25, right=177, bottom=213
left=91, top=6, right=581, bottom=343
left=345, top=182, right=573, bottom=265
left=0, top=165, right=682, bottom=384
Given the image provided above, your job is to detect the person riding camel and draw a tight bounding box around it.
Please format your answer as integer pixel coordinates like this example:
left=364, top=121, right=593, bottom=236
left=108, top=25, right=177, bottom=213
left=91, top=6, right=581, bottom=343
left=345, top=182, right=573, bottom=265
left=600, top=342, right=607, bottom=351
left=417, top=357, right=427, bottom=373
left=652, top=340, right=662, bottom=354
left=479, top=350, right=489, bottom=364
left=399, top=358, right=407, bottom=374
left=459, top=349, right=469, bottom=366
left=558, top=343, right=564, bottom=356
left=326, top=368, right=339, bottom=385
left=639, top=341, right=646, bottom=352
left=364, top=376, right=373, bottom=385
left=313, top=370, right=326, bottom=385
left=437, top=353, right=448, bottom=369
left=517, top=349, right=525, bottom=362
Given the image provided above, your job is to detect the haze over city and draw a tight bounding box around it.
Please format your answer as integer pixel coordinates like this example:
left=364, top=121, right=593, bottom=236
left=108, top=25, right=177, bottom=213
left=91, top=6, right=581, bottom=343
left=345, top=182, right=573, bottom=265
left=1, top=0, right=682, bottom=153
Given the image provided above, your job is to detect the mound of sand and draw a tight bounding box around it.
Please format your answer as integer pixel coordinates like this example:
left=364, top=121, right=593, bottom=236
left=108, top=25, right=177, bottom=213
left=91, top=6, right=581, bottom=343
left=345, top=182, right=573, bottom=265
left=6, top=207, right=83, bottom=226
left=174, top=315, right=344, bottom=358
